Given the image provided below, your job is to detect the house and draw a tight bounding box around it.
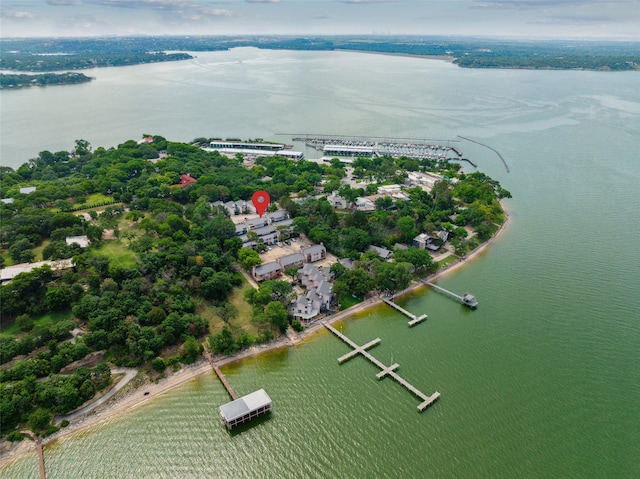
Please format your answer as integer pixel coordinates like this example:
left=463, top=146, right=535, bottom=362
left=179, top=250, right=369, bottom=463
left=354, top=197, right=375, bottom=212
left=177, top=174, right=196, bottom=188
left=413, top=233, right=440, bottom=252
left=377, top=184, right=402, bottom=195
left=0, top=259, right=74, bottom=285
left=278, top=253, right=305, bottom=271
left=65, top=235, right=90, bottom=248
left=19, top=187, right=36, bottom=195
left=327, top=192, right=349, bottom=209
left=252, top=262, right=283, bottom=282
left=1, top=198, right=14, bottom=204
left=291, top=264, right=334, bottom=321
left=366, top=245, right=393, bottom=260
left=298, top=263, right=331, bottom=290
left=301, top=244, right=326, bottom=263
left=339, top=258, right=354, bottom=270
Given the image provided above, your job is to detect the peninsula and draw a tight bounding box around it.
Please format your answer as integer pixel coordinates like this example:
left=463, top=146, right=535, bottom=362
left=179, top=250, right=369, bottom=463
left=0, top=134, right=510, bottom=450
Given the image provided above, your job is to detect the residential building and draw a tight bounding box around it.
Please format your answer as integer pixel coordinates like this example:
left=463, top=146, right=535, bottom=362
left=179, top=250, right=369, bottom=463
left=278, top=253, right=305, bottom=271
left=252, top=262, right=282, bottom=282
left=301, top=244, right=326, bottom=263
left=366, top=245, right=393, bottom=260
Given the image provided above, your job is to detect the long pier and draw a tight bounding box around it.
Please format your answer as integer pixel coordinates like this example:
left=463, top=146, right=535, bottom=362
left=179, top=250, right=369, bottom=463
left=206, top=352, right=238, bottom=400
left=423, top=281, right=478, bottom=308
left=323, top=323, right=440, bottom=412
left=20, top=430, right=46, bottom=479
left=382, top=298, right=428, bottom=326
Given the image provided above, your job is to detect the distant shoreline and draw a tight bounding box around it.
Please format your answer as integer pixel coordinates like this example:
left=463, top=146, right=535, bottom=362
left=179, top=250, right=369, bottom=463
left=0, top=205, right=509, bottom=466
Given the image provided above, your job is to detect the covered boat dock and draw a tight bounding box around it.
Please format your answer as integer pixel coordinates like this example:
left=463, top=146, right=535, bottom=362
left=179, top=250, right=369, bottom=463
left=219, top=389, right=272, bottom=429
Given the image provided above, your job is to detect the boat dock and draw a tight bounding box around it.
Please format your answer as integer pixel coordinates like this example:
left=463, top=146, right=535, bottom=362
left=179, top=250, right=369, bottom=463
left=206, top=352, right=238, bottom=400
left=423, top=281, right=478, bottom=308
left=382, top=298, right=428, bottom=326
left=323, top=322, right=440, bottom=412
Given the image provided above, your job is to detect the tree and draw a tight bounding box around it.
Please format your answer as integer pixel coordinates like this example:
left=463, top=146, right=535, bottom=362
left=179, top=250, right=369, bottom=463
left=15, top=314, right=34, bottom=332
left=264, top=301, right=289, bottom=332
left=208, top=326, right=238, bottom=355
left=397, top=215, right=416, bottom=242
left=8, top=237, right=35, bottom=263
left=181, top=336, right=203, bottom=364
left=237, top=248, right=261, bottom=270
left=28, top=408, right=53, bottom=433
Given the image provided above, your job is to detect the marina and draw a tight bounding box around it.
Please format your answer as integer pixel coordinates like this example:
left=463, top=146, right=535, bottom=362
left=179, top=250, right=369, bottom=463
left=292, top=135, right=463, bottom=161
left=323, top=322, right=440, bottom=412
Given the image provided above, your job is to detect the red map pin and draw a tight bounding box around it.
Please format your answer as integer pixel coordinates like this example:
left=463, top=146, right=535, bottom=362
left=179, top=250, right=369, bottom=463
left=252, top=190, right=270, bottom=218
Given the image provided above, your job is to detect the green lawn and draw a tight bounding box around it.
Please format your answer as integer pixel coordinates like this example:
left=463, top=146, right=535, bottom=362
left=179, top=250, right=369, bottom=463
left=337, top=293, right=364, bottom=311
left=94, top=240, right=138, bottom=268
left=0, top=310, right=73, bottom=336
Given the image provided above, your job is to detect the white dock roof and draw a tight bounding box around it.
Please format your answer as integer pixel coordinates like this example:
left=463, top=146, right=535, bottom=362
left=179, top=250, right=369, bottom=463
left=219, top=389, right=272, bottom=423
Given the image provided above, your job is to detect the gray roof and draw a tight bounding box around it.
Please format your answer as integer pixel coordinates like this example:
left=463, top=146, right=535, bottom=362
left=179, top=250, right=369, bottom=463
left=254, top=262, right=282, bottom=275
left=301, top=244, right=326, bottom=255
left=219, top=389, right=272, bottom=422
left=279, top=253, right=304, bottom=267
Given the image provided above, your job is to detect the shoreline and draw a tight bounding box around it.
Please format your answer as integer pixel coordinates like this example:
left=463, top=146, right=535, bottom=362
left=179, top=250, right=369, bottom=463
left=0, top=205, right=509, bottom=466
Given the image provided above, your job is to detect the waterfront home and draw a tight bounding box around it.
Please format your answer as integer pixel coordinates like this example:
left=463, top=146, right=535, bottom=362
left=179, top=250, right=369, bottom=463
left=413, top=233, right=441, bottom=252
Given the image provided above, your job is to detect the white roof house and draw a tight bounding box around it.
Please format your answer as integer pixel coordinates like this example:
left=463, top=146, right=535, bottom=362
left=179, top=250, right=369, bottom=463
left=66, top=235, right=91, bottom=248
left=19, top=186, right=36, bottom=195
left=0, top=259, right=74, bottom=284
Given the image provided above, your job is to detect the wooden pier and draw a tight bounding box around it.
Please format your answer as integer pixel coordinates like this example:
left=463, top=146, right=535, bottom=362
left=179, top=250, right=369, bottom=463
left=206, top=352, right=238, bottom=400
left=382, top=298, right=428, bottom=326
left=323, top=323, right=440, bottom=412
left=424, top=281, right=478, bottom=308
left=20, top=430, right=46, bottom=479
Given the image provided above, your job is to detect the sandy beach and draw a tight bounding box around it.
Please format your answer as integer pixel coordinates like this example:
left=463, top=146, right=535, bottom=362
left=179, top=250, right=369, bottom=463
left=0, top=206, right=508, bottom=465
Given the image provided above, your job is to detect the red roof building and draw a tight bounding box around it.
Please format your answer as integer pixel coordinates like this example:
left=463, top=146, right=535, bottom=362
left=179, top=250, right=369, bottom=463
left=178, top=174, right=196, bottom=188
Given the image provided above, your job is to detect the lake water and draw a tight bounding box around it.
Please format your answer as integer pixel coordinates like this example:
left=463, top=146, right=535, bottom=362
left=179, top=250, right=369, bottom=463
left=1, top=48, right=639, bottom=478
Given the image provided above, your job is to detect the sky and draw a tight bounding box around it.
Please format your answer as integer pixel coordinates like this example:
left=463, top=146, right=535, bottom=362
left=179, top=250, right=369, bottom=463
left=1, top=0, right=638, bottom=40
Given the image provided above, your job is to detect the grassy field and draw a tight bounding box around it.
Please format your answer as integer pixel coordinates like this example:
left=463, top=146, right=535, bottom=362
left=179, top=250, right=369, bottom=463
left=93, top=240, right=138, bottom=268
left=0, top=310, right=73, bottom=336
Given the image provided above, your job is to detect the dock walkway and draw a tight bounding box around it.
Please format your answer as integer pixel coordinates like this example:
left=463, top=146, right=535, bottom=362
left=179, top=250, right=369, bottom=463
left=20, top=430, right=46, bottom=479
left=206, top=352, right=238, bottom=400
left=323, top=323, right=440, bottom=412
left=382, top=298, right=428, bottom=326
left=423, top=281, right=478, bottom=308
